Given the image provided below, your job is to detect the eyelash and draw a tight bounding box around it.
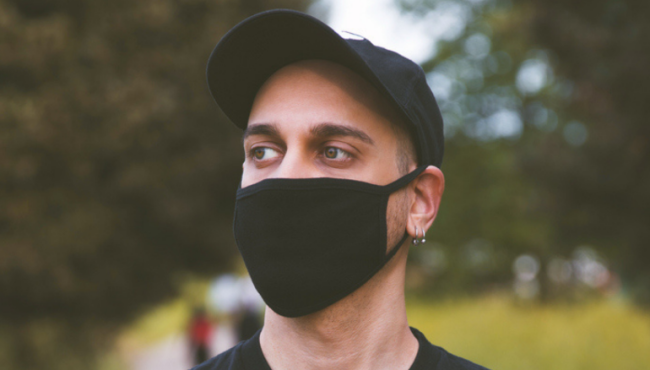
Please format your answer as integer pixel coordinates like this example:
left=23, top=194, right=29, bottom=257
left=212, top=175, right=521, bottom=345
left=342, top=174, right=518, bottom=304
left=248, top=147, right=278, bottom=161
left=322, top=147, right=351, bottom=160
left=247, top=146, right=354, bottom=161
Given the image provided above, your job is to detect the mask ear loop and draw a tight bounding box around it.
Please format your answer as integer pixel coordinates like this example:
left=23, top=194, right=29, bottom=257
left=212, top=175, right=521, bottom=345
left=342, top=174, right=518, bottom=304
left=382, top=165, right=428, bottom=194
left=387, top=166, right=429, bottom=249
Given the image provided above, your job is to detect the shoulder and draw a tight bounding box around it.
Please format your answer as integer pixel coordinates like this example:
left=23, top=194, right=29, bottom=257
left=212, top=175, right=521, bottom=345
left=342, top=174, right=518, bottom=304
left=434, top=346, right=490, bottom=370
left=190, top=343, right=244, bottom=370
left=410, top=327, right=491, bottom=370
left=191, top=329, right=267, bottom=370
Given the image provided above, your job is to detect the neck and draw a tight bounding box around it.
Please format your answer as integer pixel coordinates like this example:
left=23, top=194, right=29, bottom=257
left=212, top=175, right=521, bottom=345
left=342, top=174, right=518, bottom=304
left=259, top=246, right=418, bottom=370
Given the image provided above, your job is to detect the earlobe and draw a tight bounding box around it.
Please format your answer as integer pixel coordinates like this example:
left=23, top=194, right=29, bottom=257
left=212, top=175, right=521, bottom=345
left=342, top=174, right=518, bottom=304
left=407, top=165, right=444, bottom=240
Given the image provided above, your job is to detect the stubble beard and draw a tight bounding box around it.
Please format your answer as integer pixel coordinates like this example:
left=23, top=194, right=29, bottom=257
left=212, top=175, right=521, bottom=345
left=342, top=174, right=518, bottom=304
left=386, top=188, right=410, bottom=253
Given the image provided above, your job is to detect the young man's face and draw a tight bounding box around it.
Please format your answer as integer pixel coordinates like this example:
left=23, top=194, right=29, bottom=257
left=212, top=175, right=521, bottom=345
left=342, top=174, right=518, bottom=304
left=241, top=60, right=411, bottom=188
left=241, top=60, right=414, bottom=252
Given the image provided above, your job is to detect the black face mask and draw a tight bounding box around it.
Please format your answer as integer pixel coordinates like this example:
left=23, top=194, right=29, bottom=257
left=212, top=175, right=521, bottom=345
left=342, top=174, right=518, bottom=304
left=233, top=166, right=426, bottom=318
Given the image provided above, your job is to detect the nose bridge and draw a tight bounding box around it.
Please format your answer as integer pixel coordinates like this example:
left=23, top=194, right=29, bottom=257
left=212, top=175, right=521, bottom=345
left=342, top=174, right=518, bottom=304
left=273, top=144, right=318, bottom=179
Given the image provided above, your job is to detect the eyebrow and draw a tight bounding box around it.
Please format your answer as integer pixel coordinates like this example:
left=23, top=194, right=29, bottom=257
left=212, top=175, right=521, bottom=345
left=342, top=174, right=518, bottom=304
left=310, top=123, right=375, bottom=145
left=243, top=123, right=281, bottom=142
left=242, top=122, right=375, bottom=146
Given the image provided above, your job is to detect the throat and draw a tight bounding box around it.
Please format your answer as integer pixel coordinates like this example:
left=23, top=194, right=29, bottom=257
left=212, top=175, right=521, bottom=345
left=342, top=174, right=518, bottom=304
left=259, top=253, right=418, bottom=370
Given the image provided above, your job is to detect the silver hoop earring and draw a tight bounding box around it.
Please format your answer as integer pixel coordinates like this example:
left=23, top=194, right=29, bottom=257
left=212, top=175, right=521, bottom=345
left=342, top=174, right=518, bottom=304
left=412, top=227, right=420, bottom=246
left=420, top=229, right=426, bottom=244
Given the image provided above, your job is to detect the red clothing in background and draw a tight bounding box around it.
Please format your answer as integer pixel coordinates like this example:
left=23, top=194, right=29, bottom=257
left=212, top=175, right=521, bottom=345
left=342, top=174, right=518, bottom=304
left=190, top=316, right=212, bottom=346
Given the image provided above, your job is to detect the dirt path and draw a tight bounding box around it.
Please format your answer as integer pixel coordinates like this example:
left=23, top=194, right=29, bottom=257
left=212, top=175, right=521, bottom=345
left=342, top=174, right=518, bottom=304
left=125, top=324, right=238, bottom=370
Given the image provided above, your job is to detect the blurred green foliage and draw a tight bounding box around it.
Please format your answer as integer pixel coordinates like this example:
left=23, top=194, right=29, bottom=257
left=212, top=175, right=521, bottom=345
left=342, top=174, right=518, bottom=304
left=0, top=0, right=310, bottom=368
left=399, top=0, right=650, bottom=303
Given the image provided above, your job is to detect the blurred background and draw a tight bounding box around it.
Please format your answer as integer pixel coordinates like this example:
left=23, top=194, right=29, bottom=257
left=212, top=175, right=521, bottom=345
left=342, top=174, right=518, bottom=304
left=1, top=0, right=649, bottom=369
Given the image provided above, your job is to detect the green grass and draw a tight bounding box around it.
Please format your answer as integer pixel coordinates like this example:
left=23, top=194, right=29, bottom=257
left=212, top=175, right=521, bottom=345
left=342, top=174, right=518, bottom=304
left=407, top=294, right=650, bottom=370
left=116, top=290, right=650, bottom=370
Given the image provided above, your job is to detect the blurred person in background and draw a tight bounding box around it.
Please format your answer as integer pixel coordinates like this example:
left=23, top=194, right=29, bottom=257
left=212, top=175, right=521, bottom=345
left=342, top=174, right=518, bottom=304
left=235, top=304, right=263, bottom=342
left=235, top=275, right=264, bottom=342
left=194, top=9, right=489, bottom=370
left=189, top=307, right=213, bottom=365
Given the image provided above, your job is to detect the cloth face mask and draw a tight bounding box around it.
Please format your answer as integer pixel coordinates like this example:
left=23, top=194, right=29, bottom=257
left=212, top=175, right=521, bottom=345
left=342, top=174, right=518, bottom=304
left=233, top=166, right=426, bottom=318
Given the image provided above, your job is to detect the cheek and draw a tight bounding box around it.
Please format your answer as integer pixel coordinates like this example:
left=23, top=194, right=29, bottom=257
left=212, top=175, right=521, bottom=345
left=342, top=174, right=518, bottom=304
left=240, top=173, right=252, bottom=188
left=240, top=163, right=262, bottom=188
left=367, top=140, right=404, bottom=185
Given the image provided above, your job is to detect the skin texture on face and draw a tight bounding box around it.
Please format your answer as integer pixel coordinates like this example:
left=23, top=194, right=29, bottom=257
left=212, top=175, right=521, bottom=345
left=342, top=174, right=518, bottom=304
left=244, top=60, right=413, bottom=251
left=244, top=60, right=408, bottom=186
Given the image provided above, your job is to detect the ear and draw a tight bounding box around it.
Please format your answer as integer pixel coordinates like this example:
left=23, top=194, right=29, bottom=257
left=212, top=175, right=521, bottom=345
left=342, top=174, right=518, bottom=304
left=407, top=166, right=445, bottom=240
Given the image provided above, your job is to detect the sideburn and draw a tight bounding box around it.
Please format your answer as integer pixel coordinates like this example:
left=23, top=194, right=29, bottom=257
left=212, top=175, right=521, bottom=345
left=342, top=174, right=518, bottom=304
left=386, top=187, right=410, bottom=253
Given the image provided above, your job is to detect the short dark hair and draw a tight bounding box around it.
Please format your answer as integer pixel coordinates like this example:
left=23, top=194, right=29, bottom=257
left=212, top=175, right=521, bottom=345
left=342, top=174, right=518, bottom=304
left=381, top=105, right=417, bottom=175
left=394, top=123, right=418, bottom=175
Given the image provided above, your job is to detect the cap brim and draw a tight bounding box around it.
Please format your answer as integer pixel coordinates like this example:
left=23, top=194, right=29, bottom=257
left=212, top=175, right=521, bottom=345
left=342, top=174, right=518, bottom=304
left=206, top=9, right=393, bottom=129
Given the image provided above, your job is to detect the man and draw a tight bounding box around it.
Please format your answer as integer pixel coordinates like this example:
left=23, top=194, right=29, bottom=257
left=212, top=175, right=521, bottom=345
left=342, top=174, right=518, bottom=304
left=196, top=9, right=490, bottom=370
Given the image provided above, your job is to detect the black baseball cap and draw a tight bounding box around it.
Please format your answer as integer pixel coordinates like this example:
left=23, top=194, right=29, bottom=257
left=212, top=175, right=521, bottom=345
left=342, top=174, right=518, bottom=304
left=206, top=9, right=444, bottom=167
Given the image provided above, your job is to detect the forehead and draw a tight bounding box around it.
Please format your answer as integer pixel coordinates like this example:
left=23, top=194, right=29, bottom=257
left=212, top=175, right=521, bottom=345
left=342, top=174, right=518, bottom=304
left=247, top=60, right=399, bottom=138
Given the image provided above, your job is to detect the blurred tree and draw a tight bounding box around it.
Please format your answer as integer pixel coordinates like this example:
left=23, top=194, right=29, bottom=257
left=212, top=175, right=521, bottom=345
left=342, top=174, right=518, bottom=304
left=397, top=0, right=558, bottom=295
left=0, top=0, right=312, bottom=368
left=399, top=0, right=650, bottom=303
left=521, top=0, right=650, bottom=305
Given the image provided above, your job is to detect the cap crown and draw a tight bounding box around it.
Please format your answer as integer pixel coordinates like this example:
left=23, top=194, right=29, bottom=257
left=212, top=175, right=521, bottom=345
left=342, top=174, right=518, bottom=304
left=207, top=9, right=444, bottom=167
left=345, top=38, right=444, bottom=167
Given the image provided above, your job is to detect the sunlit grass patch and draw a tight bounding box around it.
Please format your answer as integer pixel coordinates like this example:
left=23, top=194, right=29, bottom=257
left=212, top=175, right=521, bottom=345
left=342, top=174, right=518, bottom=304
left=407, top=294, right=650, bottom=370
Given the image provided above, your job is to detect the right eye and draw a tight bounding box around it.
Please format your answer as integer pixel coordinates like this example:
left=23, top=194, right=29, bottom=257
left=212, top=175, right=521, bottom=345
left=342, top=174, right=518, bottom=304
left=252, top=147, right=280, bottom=161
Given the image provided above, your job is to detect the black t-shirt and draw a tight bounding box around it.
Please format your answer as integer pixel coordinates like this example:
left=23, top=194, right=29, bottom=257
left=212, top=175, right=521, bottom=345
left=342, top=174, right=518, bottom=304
left=192, top=327, right=490, bottom=370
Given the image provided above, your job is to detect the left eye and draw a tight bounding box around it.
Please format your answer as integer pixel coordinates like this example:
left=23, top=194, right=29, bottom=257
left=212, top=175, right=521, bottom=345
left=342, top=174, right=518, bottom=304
left=323, top=147, right=349, bottom=160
